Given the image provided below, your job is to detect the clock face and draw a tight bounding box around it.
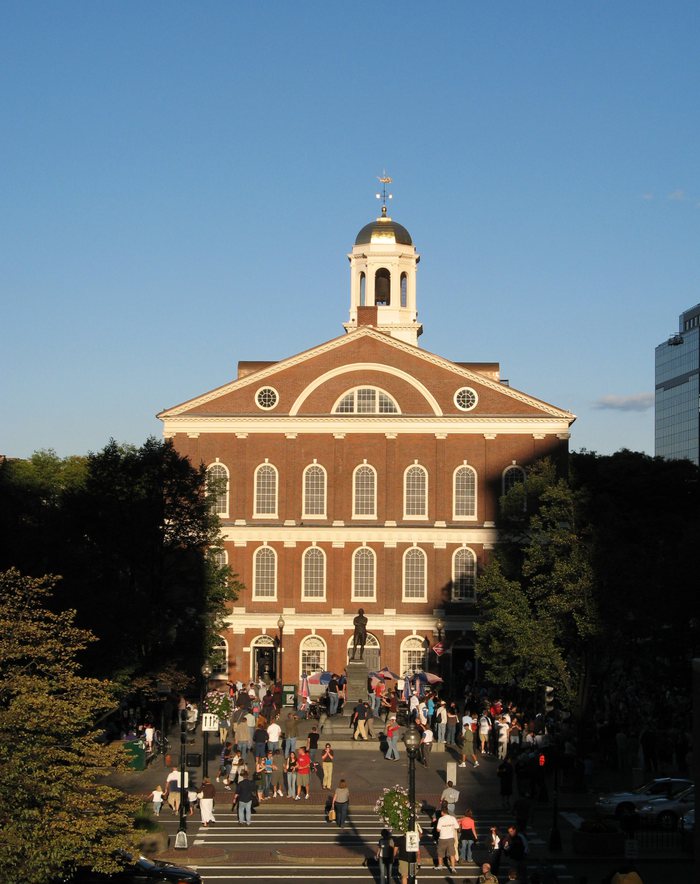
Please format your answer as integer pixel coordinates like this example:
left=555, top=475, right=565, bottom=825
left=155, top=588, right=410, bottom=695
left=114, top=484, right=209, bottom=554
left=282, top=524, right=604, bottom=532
left=454, top=387, right=478, bottom=411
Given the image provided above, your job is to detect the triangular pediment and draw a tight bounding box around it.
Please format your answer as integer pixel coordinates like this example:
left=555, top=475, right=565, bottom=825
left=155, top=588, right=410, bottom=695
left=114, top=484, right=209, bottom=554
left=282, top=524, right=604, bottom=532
left=158, top=326, right=574, bottom=422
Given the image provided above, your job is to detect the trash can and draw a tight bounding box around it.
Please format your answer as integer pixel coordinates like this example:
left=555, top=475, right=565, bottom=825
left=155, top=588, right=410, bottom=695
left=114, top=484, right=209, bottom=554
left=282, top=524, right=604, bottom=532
left=124, top=739, right=147, bottom=771
left=282, top=683, right=296, bottom=707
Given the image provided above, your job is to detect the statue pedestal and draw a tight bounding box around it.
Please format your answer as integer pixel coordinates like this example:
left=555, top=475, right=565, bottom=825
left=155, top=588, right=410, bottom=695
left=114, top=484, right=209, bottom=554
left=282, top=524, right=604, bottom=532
left=344, top=660, right=370, bottom=715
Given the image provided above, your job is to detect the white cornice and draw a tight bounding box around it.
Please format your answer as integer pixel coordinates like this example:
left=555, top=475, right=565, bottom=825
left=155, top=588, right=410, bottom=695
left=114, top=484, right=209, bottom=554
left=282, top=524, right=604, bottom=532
left=226, top=610, right=476, bottom=633
left=161, top=414, right=573, bottom=437
left=219, top=525, right=499, bottom=545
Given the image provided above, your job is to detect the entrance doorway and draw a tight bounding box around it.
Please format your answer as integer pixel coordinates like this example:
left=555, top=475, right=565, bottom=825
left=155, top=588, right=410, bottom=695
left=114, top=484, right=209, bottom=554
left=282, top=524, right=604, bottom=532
left=251, top=635, right=277, bottom=682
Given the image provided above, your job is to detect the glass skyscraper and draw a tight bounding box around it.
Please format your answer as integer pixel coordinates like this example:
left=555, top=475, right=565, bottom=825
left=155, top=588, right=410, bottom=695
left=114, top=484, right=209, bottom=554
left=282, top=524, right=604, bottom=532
left=655, top=303, right=700, bottom=465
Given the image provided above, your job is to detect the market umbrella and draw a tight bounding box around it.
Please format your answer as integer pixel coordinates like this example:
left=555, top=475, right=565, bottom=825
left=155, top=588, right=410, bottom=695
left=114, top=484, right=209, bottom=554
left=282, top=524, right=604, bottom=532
left=402, top=673, right=412, bottom=702
left=299, top=673, right=310, bottom=698
left=412, top=671, right=443, bottom=686
left=375, top=666, right=400, bottom=680
left=307, top=670, right=333, bottom=686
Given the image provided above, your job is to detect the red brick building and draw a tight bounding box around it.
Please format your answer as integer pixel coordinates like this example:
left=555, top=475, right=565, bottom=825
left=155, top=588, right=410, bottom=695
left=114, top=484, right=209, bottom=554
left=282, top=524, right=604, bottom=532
left=159, top=206, right=574, bottom=687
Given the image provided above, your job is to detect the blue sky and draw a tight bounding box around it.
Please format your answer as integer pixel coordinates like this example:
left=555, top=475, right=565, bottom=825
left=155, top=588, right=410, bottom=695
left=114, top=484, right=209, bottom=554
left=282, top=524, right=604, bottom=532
left=2, top=2, right=698, bottom=459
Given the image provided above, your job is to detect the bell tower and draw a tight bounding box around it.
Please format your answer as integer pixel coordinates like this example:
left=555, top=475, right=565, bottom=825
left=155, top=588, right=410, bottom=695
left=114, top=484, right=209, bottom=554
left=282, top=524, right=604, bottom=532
left=344, top=177, right=423, bottom=347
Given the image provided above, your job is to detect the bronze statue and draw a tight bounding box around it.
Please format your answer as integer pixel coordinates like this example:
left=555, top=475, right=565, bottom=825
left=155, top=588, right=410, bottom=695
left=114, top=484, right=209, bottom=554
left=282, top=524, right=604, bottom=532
left=351, top=608, right=368, bottom=661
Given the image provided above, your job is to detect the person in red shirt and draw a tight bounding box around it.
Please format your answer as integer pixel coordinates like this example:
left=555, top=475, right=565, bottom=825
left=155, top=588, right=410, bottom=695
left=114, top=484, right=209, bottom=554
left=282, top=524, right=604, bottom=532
left=295, top=746, right=312, bottom=799
left=385, top=715, right=401, bottom=760
left=458, top=808, right=478, bottom=863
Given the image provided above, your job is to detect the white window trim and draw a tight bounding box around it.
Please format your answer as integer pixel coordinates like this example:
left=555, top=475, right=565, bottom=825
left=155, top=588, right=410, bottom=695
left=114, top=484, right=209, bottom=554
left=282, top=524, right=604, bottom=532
left=250, top=634, right=275, bottom=680
left=452, top=546, right=477, bottom=602
left=252, top=545, right=277, bottom=602
left=403, top=463, right=428, bottom=520
left=301, top=546, right=327, bottom=602
left=253, top=462, right=279, bottom=519
left=400, top=635, right=427, bottom=675
left=211, top=636, right=229, bottom=678
left=352, top=463, right=377, bottom=520
left=402, top=546, right=427, bottom=603
left=206, top=462, right=229, bottom=519
left=454, top=386, right=479, bottom=411
left=453, top=464, right=478, bottom=521
left=302, top=463, right=327, bottom=520
left=299, top=634, right=328, bottom=676
left=502, top=464, right=526, bottom=495
left=351, top=546, right=377, bottom=602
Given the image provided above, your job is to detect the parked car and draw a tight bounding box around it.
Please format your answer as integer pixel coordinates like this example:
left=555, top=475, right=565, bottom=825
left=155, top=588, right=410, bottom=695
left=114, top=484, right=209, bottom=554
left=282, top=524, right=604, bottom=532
left=679, top=806, right=695, bottom=852
left=594, top=777, right=692, bottom=818
left=638, top=784, right=694, bottom=829
left=65, top=854, right=202, bottom=883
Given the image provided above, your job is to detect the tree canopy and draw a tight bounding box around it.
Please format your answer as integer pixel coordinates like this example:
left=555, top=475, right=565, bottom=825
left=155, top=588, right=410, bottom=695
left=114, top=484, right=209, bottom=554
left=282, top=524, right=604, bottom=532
left=0, top=569, right=141, bottom=884
left=0, top=438, right=242, bottom=683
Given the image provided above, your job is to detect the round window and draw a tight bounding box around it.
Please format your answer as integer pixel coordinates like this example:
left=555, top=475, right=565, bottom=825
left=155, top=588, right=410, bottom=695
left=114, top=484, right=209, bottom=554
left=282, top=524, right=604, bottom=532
left=454, top=387, right=478, bottom=411
left=256, top=387, right=278, bottom=410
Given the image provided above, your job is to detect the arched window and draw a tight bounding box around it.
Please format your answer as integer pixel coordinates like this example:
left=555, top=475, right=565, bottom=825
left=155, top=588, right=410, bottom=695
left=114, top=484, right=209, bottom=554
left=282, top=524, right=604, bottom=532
left=453, top=464, right=477, bottom=519
left=400, top=272, right=407, bottom=308
left=211, top=637, right=228, bottom=676
left=302, top=547, right=326, bottom=600
left=352, top=547, right=376, bottom=600
left=254, top=463, right=278, bottom=517
left=401, top=635, right=427, bottom=674
left=303, top=464, right=326, bottom=518
left=403, top=547, right=427, bottom=601
left=206, top=463, right=229, bottom=516
left=346, top=632, right=380, bottom=671
left=334, top=387, right=399, bottom=414
left=375, top=267, right=391, bottom=305
left=404, top=464, right=428, bottom=518
left=209, top=547, right=228, bottom=568
left=300, top=635, right=327, bottom=675
left=503, top=464, right=526, bottom=495
left=359, top=272, right=366, bottom=306
left=353, top=464, right=377, bottom=518
left=452, top=547, right=476, bottom=602
left=253, top=546, right=276, bottom=599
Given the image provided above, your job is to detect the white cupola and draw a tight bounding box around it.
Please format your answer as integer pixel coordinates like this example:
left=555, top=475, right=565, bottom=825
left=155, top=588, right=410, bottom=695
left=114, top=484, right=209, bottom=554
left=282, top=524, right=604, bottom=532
left=344, top=187, right=422, bottom=347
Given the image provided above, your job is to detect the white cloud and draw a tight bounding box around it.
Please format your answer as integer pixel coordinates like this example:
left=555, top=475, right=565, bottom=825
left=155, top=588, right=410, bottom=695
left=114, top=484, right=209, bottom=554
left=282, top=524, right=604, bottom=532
left=593, top=393, right=654, bottom=412
left=668, top=189, right=687, bottom=201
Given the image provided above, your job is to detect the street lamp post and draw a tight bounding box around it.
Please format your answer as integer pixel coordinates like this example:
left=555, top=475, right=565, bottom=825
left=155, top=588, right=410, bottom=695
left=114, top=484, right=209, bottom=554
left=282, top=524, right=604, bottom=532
left=435, top=616, right=445, bottom=683
left=175, top=707, right=188, bottom=849
left=403, top=724, right=421, bottom=884
left=277, top=615, right=285, bottom=684
left=201, top=660, right=212, bottom=779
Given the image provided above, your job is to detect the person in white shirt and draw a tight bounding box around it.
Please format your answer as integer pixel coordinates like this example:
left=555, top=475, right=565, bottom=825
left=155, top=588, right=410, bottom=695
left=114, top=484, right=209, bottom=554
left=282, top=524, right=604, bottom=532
left=441, top=781, right=460, bottom=814
left=267, top=720, right=282, bottom=752
left=435, top=808, right=458, bottom=871
left=420, top=726, right=434, bottom=768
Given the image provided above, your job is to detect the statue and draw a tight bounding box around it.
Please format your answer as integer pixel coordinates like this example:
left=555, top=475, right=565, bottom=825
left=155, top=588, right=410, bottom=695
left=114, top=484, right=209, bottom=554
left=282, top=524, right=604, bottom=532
left=351, top=608, right=368, bottom=661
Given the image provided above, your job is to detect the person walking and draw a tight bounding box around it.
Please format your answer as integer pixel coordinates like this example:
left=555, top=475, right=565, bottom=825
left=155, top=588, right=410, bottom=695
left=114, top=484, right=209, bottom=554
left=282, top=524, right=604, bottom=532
left=232, top=772, right=255, bottom=826
left=321, top=743, right=334, bottom=789
left=497, top=755, right=515, bottom=809
left=352, top=699, right=369, bottom=740
left=441, top=780, right=459, bottom=814
left=420, top=725, right=434, bottom=768
left=331, top=778, right=350, bottom=828
left=327, top=675, right=340, bottom=715
left=446, top=703, right=459, bottom=745
left=458, top=807, right=478, bottom=863
left=385, top=716, right=401, bottom=760
left=435, top=805, right=459, bottom=872
left=150, top=785, right=163, bottom=817
left=460, top=719, right=479, bottom=768
left=435, top=700, right=448, bottom=743
left=197, top=777, right=216, bottom=827
left=375, top=828, right=397, bottom=884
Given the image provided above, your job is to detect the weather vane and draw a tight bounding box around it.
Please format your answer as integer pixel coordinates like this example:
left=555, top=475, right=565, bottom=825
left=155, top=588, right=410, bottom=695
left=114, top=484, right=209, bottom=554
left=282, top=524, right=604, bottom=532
left=375, top=172, right=393, bottom=216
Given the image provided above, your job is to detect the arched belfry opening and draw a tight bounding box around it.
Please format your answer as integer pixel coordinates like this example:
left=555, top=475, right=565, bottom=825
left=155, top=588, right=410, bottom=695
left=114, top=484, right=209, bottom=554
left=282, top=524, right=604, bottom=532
left=375, top=268, right=391, bottom=306
left=344, top=179, right=423, bottom=346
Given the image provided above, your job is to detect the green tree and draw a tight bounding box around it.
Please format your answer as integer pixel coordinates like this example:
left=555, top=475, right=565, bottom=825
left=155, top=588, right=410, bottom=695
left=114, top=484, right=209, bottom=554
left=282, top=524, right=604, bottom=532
left=0, top=569, right=141, bottom=884
left=475, top=459, right=598, bottom=719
